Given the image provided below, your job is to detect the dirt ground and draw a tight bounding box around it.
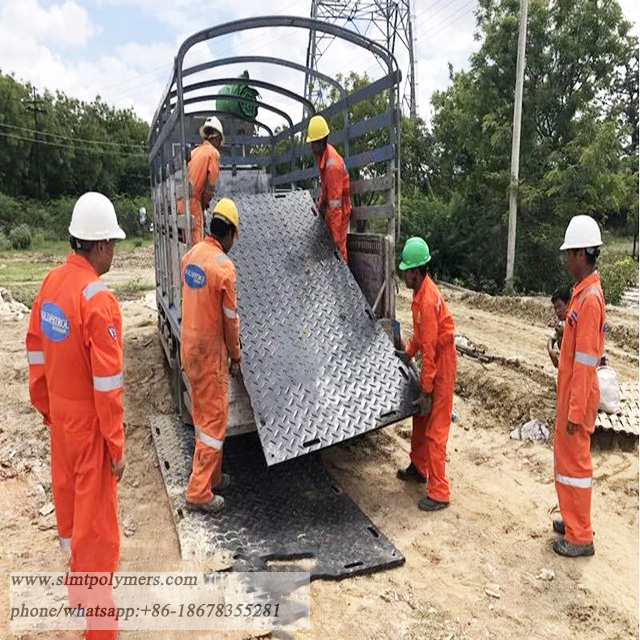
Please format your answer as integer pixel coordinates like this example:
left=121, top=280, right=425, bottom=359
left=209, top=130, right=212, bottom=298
left=0, top=249, right=638, bottom=640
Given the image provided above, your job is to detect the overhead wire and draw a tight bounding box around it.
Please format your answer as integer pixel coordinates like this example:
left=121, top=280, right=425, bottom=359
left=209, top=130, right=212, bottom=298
left=0, top=130, right=148, bottom=157
left=0, top=122, right=146, bottom=149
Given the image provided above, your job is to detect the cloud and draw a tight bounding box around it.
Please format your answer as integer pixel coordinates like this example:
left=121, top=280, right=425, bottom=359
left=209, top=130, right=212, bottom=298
left=1, top=0, right=637, bottom=128
left=0, top=0, right=98, bottom=49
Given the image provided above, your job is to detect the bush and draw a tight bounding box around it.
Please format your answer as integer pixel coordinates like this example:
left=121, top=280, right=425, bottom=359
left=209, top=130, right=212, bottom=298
left=0, top=231, right=11, bottom=251
left=9, top=224, right=32, bottom=249
left=599, top=254, right=638, bottom=305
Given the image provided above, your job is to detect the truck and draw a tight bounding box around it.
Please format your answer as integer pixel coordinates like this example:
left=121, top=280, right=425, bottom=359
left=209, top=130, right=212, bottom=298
left=148, top=16, right=414, bottom=461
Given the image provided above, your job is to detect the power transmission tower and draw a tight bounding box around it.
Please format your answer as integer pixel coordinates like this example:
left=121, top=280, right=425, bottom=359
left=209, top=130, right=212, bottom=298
left=305, top=0, right=417, bottom=115
left=24, top=87, right=46, bottom=199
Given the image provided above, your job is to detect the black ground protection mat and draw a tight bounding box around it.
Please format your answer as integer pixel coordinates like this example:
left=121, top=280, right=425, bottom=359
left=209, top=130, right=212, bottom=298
left=150, top=415, right=405, bottom=580
left=230, top=191, right=419, bottom=465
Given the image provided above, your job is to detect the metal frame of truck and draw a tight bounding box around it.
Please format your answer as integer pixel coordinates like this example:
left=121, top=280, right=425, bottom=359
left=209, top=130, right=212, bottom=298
left=149, top=16, right=403, bottom=434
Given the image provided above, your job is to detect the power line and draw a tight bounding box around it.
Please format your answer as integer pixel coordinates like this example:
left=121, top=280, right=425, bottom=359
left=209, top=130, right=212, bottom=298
left=0, top=130, right=147, bottom=158
left=416, top=0, right=477, bottom=43
left=0, top=122, right=146, bottom=149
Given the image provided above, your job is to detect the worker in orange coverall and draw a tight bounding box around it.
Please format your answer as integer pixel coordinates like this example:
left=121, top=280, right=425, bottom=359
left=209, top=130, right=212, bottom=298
left=26, top=192, right=126, bottom=638
left=180, top=115, right=223, bottom=245
left=307, top=114, right=352, bottom=262
left=181, top=198, right=242, bottom=513
left=396, top=237, right=456, bottom=512
left=551, top=215, right=605, bottom=558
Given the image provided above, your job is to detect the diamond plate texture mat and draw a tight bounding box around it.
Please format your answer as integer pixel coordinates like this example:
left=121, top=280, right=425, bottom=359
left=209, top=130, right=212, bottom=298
left=150, top=415, right=405, bottom=580
left=230, top=191, right=419, bottom=465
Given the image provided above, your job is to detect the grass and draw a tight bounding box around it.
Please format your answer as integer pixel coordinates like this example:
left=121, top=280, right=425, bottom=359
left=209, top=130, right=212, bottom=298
left=601, top=230, right=637, bottom=258
left=0, top=235, right=154, bottom=307
left=0, top=234, right=153, bottom=258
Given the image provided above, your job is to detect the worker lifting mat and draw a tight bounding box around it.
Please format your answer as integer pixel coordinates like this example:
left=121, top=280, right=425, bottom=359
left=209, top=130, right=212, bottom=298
left=231, top=190, right=419, bottom=465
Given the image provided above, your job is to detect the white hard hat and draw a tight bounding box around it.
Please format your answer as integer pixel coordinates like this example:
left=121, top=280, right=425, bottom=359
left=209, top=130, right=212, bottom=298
left=560, top=215, right=602, bottom=251
left=199, top=116, right=225, bottom=143
left=69, top=192, right=126, bottom=241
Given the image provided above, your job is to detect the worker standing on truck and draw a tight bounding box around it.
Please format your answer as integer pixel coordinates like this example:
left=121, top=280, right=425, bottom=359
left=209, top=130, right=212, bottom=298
left=26, top=192, right=126, bottom=639
left=307, top=114, right=352, bottom=262
left=551, top=215, right=605, bottom=557
left=181, top=198, right=242, bottom=513
left=182, top=115, right=224, bottom=245
left=396, top=237, right=457, bottom=511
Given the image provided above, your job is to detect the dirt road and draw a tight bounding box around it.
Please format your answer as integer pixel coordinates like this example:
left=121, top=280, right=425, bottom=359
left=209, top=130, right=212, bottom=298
left=0, top=250, right=637, bottom=640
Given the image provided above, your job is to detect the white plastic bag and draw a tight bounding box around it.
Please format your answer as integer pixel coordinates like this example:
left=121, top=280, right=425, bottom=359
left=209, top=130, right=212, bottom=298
left=597, top=366, right=621, bottom=414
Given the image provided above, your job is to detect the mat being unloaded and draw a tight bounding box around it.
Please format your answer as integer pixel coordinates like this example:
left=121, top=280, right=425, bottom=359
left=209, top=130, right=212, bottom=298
left=150, top=415, right=405, bottom=580
left=230, top=191, right=418, bottom=465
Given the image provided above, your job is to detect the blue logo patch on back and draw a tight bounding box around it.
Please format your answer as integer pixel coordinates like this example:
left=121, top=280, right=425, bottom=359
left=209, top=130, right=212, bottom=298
left=40, top=302, right=70, bottom=342
left=185, top=264, right=207, bottom=289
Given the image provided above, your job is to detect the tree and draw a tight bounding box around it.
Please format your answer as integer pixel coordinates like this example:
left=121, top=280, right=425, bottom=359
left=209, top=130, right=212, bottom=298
left=415, top=0, right=638, bottom=293
left=0, top=70, right=150, bottom=201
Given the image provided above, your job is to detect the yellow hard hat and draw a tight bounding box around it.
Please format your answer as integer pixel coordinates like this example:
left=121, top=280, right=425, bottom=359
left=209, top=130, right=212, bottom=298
left=212, top=198, right=239, bottom=236
left=306, top=115, right=330, bottom=143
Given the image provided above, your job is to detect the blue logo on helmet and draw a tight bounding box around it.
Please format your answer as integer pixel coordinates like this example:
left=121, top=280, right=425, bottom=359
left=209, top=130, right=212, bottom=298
left=40, top=302, right=70, bottom=342
left=185, top=264, right=206, bottom=289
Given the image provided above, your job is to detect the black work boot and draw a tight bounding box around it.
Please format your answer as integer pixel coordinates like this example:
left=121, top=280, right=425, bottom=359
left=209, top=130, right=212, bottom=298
left=212, top=473, right=231, bottom=491
left=552, top=537, right=595, bottom=557
left=418, top=497, right=449, bottom=511
left=397, top=462, right=426, bottom=483
left=552, top=515, right=565, bottom=535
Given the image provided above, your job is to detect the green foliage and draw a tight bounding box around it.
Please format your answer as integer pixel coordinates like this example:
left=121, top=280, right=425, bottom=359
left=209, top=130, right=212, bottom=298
left=0, top=191, right=151, bottom=242
left=599, top=253, right=638, bottom=305
left=414, top=0, right=639, bottom=294
left=0, top=231, right=11, bottom=251
left=0, top=70, right=150, bottom=201
left=9, top=223, right=32, bottom=249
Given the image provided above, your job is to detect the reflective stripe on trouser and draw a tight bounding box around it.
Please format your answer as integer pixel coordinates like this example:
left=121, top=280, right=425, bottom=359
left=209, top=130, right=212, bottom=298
left=49, top=413, right=120, bottom=639
left=410, top=344, right=456, bottom=503
left=190, top=198, right=204, bottom=245
left=554, top=420, right=593, bottom=545
left=325, top=207, right=348, bottom=262
left=185, top=368, right=228, bottom=504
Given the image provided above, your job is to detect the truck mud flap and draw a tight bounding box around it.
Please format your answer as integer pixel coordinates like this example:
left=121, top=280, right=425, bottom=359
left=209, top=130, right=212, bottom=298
left=231, top=191, right=418, bottom=465
left=150, top=415, right=405, bottom=580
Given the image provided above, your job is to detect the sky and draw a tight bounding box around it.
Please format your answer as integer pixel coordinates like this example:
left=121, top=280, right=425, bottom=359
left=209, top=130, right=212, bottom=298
left=0, top=0, right=638, bottom=128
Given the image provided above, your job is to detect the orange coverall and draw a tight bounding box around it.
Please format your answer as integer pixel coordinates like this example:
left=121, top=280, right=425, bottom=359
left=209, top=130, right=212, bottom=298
left=181, top=237, right=240, bottom=503
left=554, top=272, right=605, bottom=545
left=179, top=140, right=221, bottom=245
left=406, top=275, right=457, bottom=503
left=26, top=253, right=124, bottom=639
left=317, top=143, right=352, bottom=262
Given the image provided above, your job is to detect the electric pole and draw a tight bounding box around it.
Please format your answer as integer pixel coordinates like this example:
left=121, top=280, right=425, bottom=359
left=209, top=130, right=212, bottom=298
left=505, top=0, right=528, bottom=292
left=25, top=87, right=45, bottom=199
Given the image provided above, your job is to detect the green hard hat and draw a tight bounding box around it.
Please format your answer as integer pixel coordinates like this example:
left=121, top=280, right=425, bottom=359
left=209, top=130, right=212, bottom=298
left=399, top=236, right=431, bottom=271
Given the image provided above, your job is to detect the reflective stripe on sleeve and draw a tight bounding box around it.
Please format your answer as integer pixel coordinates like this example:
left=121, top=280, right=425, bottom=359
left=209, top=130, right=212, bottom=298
left=93, top=372, right=123, bottom=392
left=223, top=306, right=237, bottom=319
left=216, top=254, right=230, bottom=264
left=196, top=427, right=223, bottom=450
left=27, top=351, right=45, bottom=365
left=325, top=158, right=338, bottom=167
left=328, top=199, right=341, bottom=208
left=82, top=281, right=109, bottom=300
left=574, top=351, right=599, bottom=367
left=556, top=473, right=592, bottom=489
left=59, top=537, right=71, bottom=549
